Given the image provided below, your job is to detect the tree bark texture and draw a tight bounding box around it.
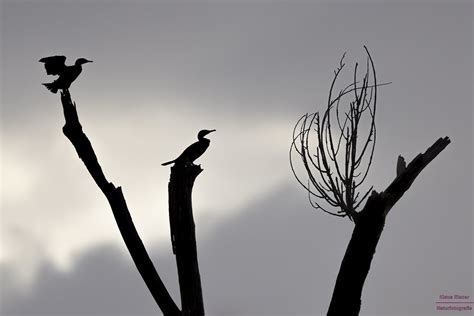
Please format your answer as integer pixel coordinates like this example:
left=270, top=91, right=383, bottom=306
left=168, top=164, right=205, bottom=316
left=59, top=90, right=180, bottom=316
left=327, top=137, right=451, bottom=316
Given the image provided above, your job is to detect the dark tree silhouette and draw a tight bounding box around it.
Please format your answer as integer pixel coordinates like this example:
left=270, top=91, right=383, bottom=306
left=290, top=47, right=450, bottom=315
left=57, top=89, right=207, bottom=315
left=168, top=165, right=205, bottom=315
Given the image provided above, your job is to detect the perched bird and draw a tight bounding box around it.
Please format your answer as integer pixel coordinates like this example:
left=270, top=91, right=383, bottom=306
left=162, top=129, right=216, bottom=166
left=396, top=154, right=406, bottom=177
left=39, top=56, right=92, bottom=93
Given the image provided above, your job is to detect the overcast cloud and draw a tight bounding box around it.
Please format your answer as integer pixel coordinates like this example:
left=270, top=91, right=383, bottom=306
left=1, top=1, right=472, bottom=315
left=3, top=184, right=471, bottom=315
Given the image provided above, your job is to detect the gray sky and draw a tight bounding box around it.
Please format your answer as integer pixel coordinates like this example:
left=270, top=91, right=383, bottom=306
left=1, top=1, right=472, bottom=315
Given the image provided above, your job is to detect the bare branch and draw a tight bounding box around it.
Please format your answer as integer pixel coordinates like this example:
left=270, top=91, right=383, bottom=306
left=290, top=47, right=387, bottom=220
left=59, top=90, right=181, bottom=316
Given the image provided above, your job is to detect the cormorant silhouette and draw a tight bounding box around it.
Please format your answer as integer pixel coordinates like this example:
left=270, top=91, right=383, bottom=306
left=39, top=56, right=92, bottom=93
left=162, top=129, right=216, bottom=166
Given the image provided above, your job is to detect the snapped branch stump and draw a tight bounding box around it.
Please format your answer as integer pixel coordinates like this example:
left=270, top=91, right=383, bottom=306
left=167, top=164, right=205, bottom=316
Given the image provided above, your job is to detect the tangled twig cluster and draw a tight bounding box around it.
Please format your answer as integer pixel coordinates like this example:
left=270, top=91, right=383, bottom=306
left=290, top=47, right=389, bottom=221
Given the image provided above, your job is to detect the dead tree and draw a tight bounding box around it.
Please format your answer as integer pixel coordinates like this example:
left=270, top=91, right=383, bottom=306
left=290, top=47, right=450, bottom=315
left=168, top=165, right=205, bottom=315
left=57, top=89, right=205, bottom=315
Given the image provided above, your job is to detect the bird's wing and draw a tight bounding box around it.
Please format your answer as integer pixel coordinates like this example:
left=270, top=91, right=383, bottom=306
left=39, top=56, right=67, bottom=75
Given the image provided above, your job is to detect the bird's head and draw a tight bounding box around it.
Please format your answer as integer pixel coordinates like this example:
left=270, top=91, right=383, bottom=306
left=197, top=129, right=216, bottom=140
left=75, top=58, right=93, bottom=65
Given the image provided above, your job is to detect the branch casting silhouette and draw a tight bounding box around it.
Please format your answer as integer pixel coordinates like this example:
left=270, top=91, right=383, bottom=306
left=42, top=55, right=210, bottom=315
left=290, top=47, right=450, bottom=315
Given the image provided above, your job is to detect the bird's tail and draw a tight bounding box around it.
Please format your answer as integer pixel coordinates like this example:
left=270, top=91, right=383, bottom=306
left=161, top=160, right=175, bottom=166
left=42, top=82, right=58, bottom=94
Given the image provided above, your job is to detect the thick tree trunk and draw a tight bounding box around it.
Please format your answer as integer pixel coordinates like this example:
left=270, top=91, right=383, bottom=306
left=168, top=164, right=205, bottom=316
left=327, top=193, right=386, bottom=316
left=59, top=90, right=181, bottom=316
left=327, top=137, right=450, bottom=316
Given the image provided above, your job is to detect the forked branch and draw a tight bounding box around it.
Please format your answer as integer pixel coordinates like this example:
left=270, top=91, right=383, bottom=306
left=327, top=136, right=450, bottom=316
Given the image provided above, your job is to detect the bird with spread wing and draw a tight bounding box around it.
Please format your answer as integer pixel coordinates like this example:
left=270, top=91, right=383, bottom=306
left=39, top=56, right=92, bottom=93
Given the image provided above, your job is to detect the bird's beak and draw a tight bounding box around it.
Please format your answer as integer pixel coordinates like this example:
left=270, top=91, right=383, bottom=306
left=202, top=129, right=216, bottom=137
left=87, top=60, right=93, bottom=63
